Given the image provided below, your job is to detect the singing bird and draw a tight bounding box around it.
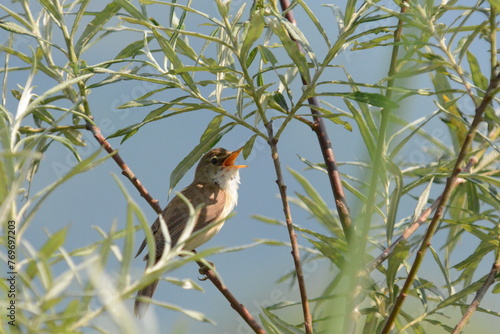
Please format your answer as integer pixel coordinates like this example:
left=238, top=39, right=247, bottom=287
left=134, top=147, right=247, bottom=317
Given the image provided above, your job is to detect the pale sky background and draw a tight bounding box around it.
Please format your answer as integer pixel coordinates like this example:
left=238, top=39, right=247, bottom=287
left=2, top=0, right=498, bottom=333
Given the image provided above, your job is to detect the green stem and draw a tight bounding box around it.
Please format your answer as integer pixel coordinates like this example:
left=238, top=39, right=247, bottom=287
left=347, top=1, right=408, bottom=331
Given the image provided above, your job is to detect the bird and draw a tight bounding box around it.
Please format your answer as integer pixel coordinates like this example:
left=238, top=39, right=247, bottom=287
left=134, top=147, right=247, bottom=317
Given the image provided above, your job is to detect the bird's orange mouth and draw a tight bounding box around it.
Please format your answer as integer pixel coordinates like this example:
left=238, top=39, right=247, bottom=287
left=223, top=147, right=248, bottom=168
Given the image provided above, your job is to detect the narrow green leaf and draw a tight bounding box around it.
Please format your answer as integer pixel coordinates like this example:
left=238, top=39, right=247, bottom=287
left=246, top=47, right=259, bottom=68
left=344, top=99, right=376, bottom=155
left=200, top=115, right=224, bottom=143
left=429, top=246, right=452, bottom=296
left=269, top=18, right=310, bottom=82
left=115, top=36, right=154, bottom=59
left=337, top=92, right=399, bottom=109
left=387, top=241, right=409, bottom=300
left=0, top=21, right=37, bottom=37
left=258, top=45, right=278, bottom=65
left=466, top=50, right=489, bottom=92
left=169, top=122, right=233, bottom=193
left=386, top=159, right=403, bottom=242
left=75, top=2, right=122, bottom=55
left=241, top=11, right=265, bottom=59
left=242, top=134, right=258, bottom=159
left=152, top=28, right=199, bottom=94
left=26, top=227, right=69, bottom=279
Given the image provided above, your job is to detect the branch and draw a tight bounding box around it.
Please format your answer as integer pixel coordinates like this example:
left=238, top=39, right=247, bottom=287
left=265, top=120, right=313, bottom=334
left=85, top=121, right=265, bottom=334
left=85, top=121, right=162, bottom=214
left=278, top=0, right=352, bottom=240
left=452, top=237, right=500, bottom=334
left=381, top=71, right=500, bottom=334
left=197, top=261, right=266, bottom=334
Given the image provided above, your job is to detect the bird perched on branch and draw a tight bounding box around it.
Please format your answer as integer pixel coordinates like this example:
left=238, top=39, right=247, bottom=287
left=134, top=147, right=247, bottom=317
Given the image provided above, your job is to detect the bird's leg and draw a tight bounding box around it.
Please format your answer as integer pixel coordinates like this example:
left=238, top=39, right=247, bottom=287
left=192, top=250, right=215, bottom=280
left=198, top=261, right=215, bottom=280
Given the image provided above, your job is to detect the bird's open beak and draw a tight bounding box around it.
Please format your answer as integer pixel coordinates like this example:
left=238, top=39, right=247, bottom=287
left=223, top=147, right=248, bottom=168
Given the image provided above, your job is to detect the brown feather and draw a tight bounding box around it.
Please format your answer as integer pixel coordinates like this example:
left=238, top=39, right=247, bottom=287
left=134, top=182, right=226, bottom=317
left=134, top=147, right=243, bottom=318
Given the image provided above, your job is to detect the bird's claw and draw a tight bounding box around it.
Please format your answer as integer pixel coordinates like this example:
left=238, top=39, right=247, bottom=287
left=198, top=261, right=215, bottom=281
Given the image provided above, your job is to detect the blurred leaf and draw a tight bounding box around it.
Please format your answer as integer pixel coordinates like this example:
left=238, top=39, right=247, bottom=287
left=386, top=159, right=403, bottom=242
left=261, top=308, right=303, bottom=334
left=488, top=0, right=500, bottom=11
left=344, top=99, right=376, bottom=156
left=341, top=91, right=399, bottom=109
left=431, top=72, right=467, bottom=151
left=435, top=279, right=484, bottom=310
left=387, top=241, right=409, bottom=300
left=453, top=241, right=496, bottom=287
left=429, top=246, right=452, bottom=296
left=288, top=168, right=343, bottom=236
left=26, top=227, right=68, bottom=280
left=165, top=277, right=204, bottom=292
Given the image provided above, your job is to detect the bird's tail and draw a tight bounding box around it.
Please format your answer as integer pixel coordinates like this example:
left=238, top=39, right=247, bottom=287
left=134, top=261, right=160, bottom=318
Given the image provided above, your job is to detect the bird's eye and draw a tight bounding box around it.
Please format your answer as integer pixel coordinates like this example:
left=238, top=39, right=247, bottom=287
left=210, top=157, right=218, bottom=165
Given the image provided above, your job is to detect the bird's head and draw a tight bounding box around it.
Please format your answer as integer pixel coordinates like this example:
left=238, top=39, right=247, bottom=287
left=194, top=147, right=248, bottom=188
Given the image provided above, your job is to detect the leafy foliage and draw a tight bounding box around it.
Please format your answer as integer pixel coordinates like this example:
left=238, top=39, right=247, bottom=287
left=0, top=0, right=498, bottom=333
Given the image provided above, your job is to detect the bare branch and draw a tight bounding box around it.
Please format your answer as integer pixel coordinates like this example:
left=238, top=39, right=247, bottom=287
left=265, top=120, right=313, bottom=334
left=278, top=0, right=352, bottom=240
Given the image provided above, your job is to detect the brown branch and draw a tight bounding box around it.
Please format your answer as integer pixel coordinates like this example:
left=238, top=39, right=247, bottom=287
left=85, top=121, right=162, bottom=214
left=452, top=240, right=500, bottom=334
left=197, top=261, right=266, bottom=334
left=278, top=0, right=352, bottom=240
left=366, top=157, right=477, bottom=273
left=265, top=120, right=313, bottom=334
left=85, top=121, right=265, bottom=333
left=381, top=71, right=500, bottom=334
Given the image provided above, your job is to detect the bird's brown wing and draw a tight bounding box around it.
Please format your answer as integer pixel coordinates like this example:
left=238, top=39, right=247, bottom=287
left=135, top=182, right=225, bottom=260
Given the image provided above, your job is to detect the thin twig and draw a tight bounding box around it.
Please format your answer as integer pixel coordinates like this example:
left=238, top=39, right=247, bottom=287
left=366, top=158, right=477, bottom=273
left=278, top=0, right=352, bottom=240
left=265, top=120, right=313, bottom=334
left=451, top=230, right=500, bottom=334
left=381, top=71, right=500, bottom=334
left=85, top=121, right=265, bottom=333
